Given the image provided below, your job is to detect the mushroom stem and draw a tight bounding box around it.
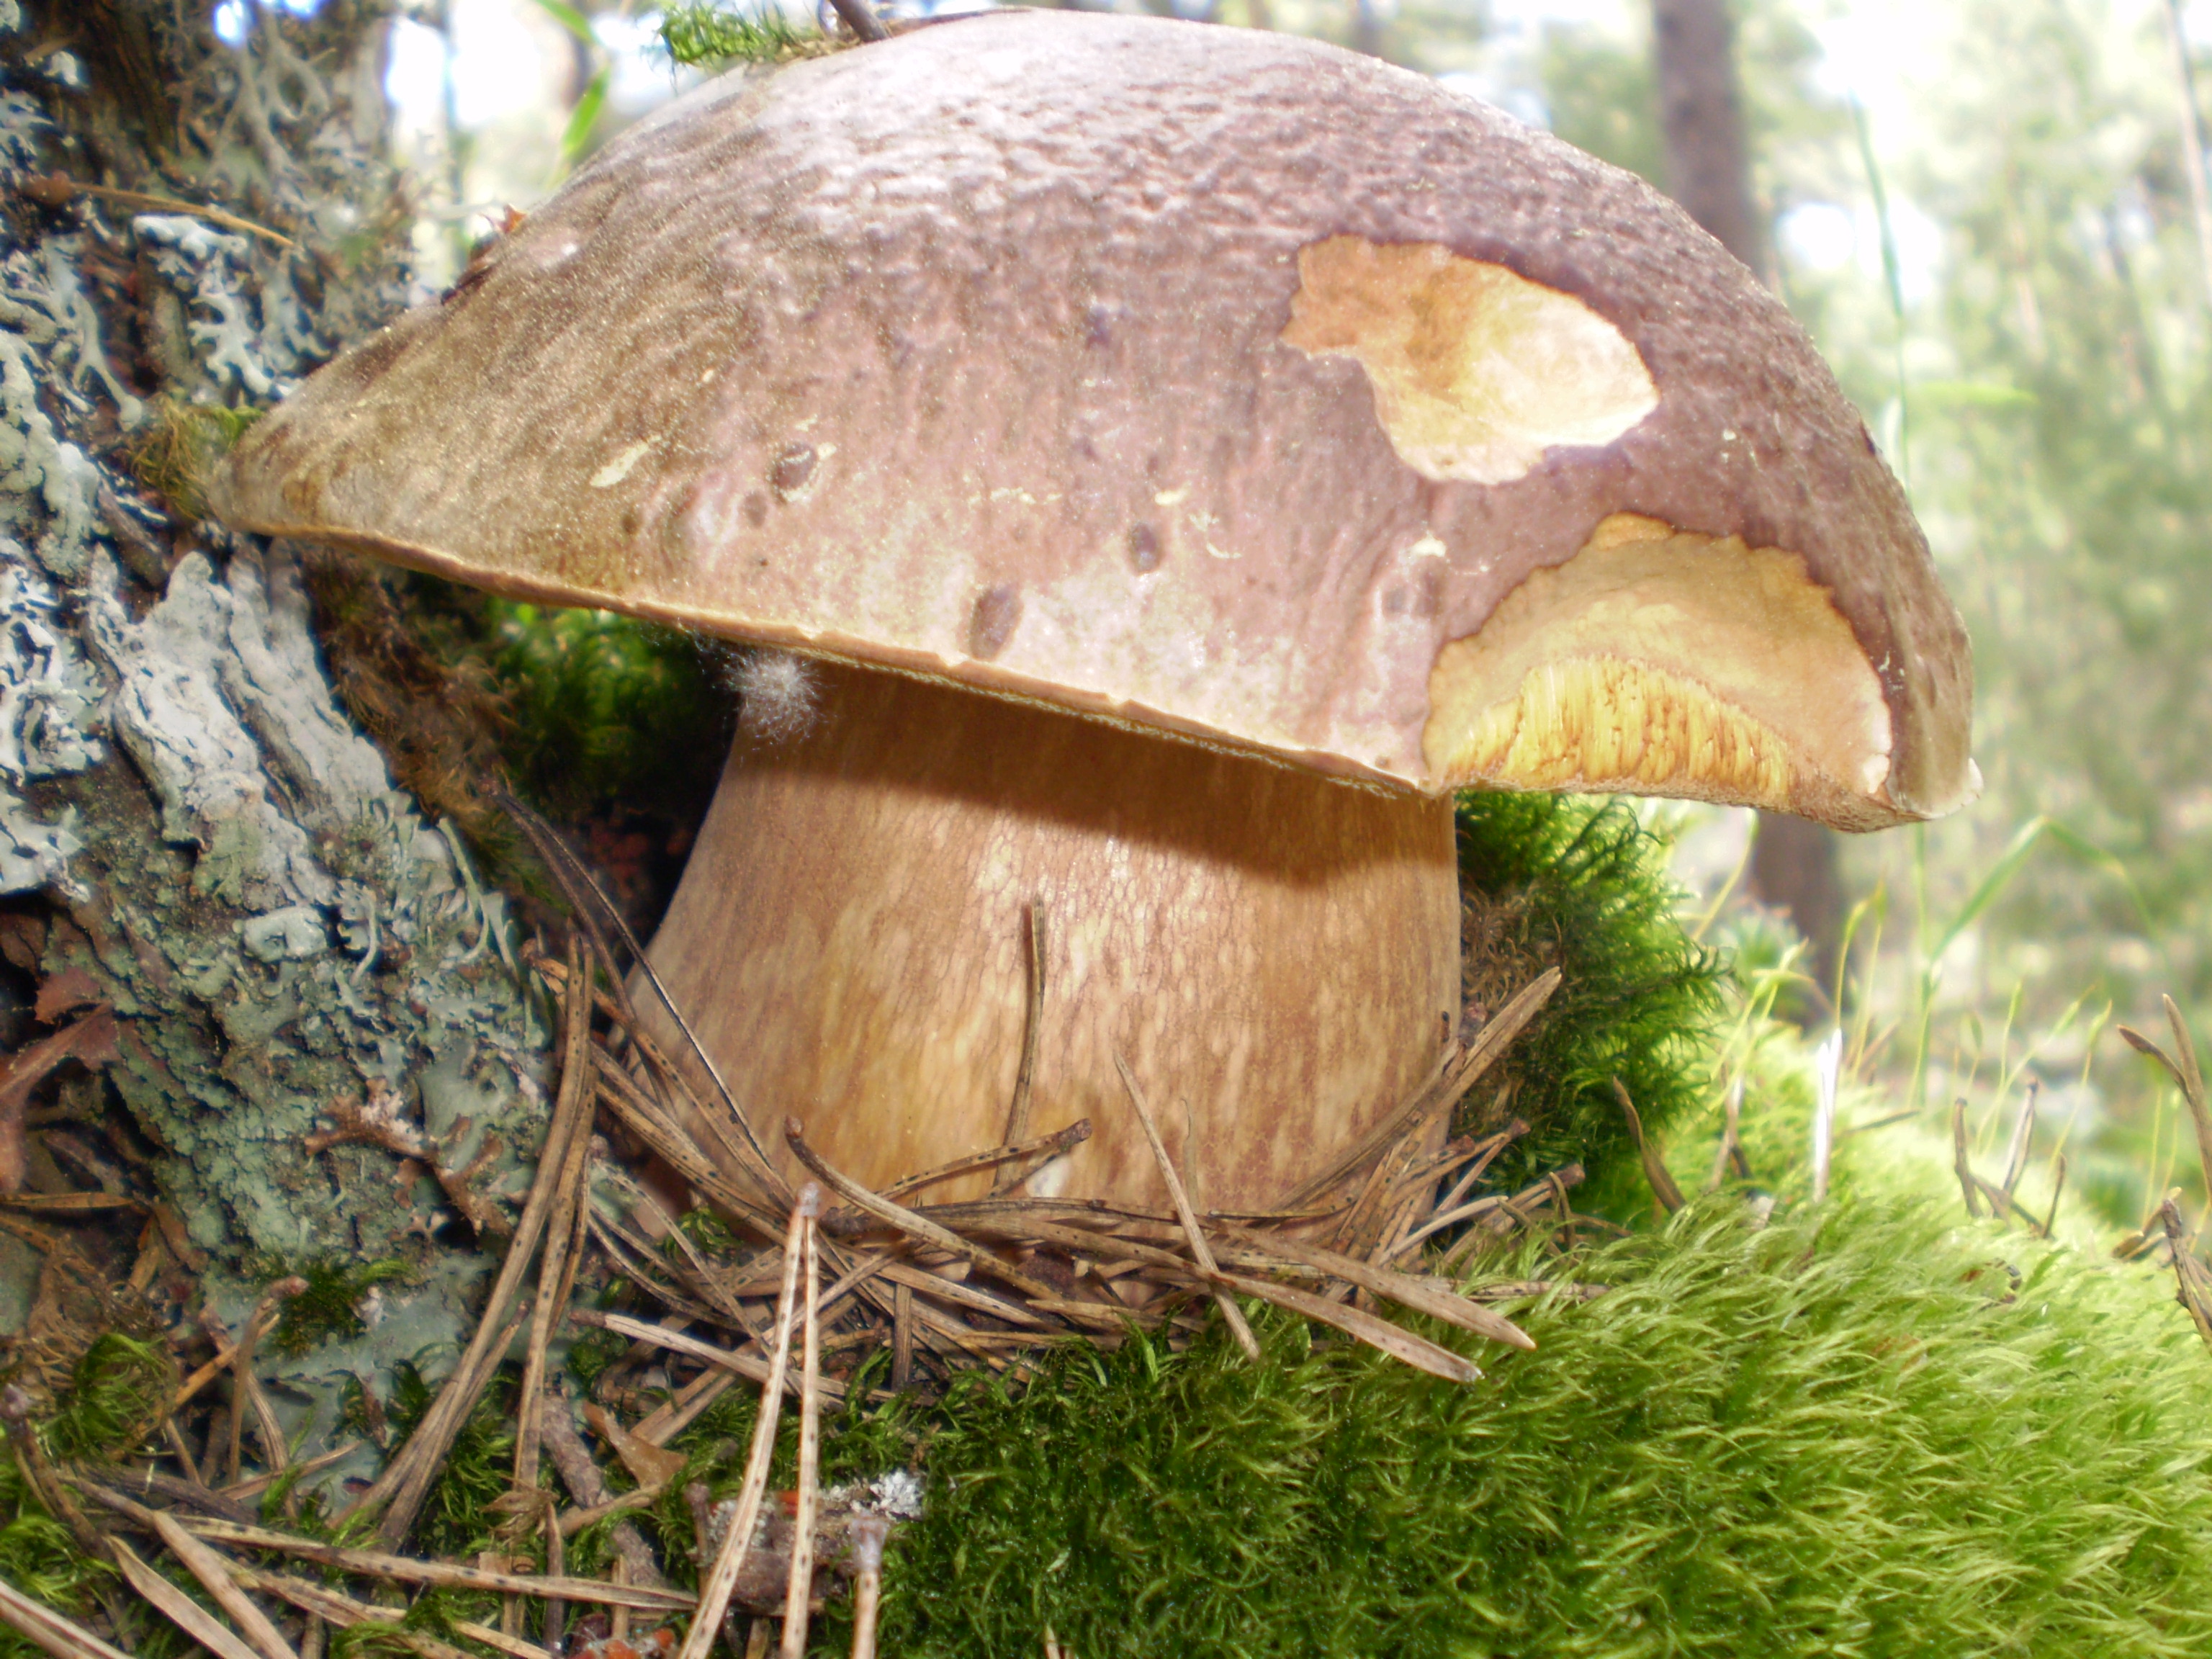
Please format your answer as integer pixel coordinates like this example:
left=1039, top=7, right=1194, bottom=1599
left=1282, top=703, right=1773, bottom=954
left=644, top=665, right=1460, bottom=1213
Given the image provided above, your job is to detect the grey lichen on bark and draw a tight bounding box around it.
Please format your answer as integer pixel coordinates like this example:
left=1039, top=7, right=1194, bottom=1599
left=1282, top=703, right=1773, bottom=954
left=66, top=540, right=547, bottom=1264
left=0, top=0, right=559, bottom=1427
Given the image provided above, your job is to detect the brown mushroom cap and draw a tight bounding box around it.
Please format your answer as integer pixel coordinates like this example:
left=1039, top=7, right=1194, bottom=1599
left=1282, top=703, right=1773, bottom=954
left=212, top=9, right=1974, bottom=829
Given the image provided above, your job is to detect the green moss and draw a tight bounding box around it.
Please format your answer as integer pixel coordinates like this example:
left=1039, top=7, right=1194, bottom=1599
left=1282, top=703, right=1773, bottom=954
left=565, top=1321, right=632, bottom=1393
left=1455, top=793, right=1725, bottom=1211
left=0, top=1457, right=112, bottom=1655
left=864, top=1197, right=2212, bottom=1658
left=658, top=4, right=848, bottom=68
left=330, top=1623, right=424, bottom=1659
left=482, top=603, right=729, bottom=824
left=259, top=1258, right=412, bottom=1359
left=386, top=1357, right=523, bottom=1563
left=43, top=1333, right=172, bottom=1461
left=675, top=1207, right=741, bottom=1258
left=0, top=1336, right=186, bottom=1659
left=328, top=1064, right=2212, bottom=1659
left=127, top=400, right=261, bottom=521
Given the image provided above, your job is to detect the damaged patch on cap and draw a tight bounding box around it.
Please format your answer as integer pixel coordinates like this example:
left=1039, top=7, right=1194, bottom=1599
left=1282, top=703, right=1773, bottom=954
left=1282, top=236, right=1658, bottom=485
left=1424, top=513, right=1892, bottom=814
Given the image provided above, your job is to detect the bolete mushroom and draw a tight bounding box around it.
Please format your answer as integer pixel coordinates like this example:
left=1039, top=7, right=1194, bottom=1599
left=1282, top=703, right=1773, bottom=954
left=212, top=12, right=1974, bottom=1217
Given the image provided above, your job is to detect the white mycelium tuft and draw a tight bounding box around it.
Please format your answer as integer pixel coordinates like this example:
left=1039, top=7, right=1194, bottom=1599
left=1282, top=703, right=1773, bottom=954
left=730, top=648, right=822, bottom=745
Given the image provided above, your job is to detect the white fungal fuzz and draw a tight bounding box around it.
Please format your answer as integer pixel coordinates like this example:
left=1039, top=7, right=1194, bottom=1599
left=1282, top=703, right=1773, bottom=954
left=731, top=648, right=822, bottom=745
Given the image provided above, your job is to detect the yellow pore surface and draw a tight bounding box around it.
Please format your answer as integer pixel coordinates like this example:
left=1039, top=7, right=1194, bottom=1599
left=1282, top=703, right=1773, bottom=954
left=1281, top=235, right=1658, bottom=485
left=1426, top=514, right=1894, bottom=813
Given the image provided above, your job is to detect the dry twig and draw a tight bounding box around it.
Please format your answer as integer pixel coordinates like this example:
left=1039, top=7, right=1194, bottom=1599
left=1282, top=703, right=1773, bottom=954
left=225, top=1277, right=305, bottom=1486
left=849, top=1514, right=889, bottom=1659
left=785, top=1119, right=1060, bottom=1305
left=890, top=1120, right=1090, bottom=1203
left=1952, top=1097, right=1982, bottom=1218
left=1115, top=1053, right=1259, bottom=1361
left=168, top=1514, right=691, bottom=1611
left=1292, top=967, right=1561, bottom=1213
left=1706, top=1076, right=1750, bottom=1192
left=17, top=176, right=297, bottom=246
left=2159, top=1199, right=2212, bottom=1351
left=111, top=1534, right=264, bottom=1659
left=679, top=1185, right=817, bottom=1659
left=1210, top=1223, right=1532, bottom=1350
left=574, top=1310, right=856, bottom=1405
left=2122, top=998, right=2212, bottom=1200
left=513, top=951, right=603, bottom=1499
left=1997, top=1079, right=2040, bottom=1202
left=780, top=1195, right=824, bottom=1659
left=148, top=1508, right=298, bottom=1659
left=0, top=1571, right=132, bottom=1659
left=500, top=793, right=788, bottom=1202
left=827, top=0, right=889, bottom=42
left=347, top=938, right=595, bottom=1547
left=992, top=903, right=1049, bottom=1192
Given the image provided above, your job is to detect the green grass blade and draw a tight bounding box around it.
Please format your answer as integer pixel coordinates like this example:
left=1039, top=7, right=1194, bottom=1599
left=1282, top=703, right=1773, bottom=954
left=554, top=66, right=612, bottom=183
left=526, top=0, right=597, bottom=45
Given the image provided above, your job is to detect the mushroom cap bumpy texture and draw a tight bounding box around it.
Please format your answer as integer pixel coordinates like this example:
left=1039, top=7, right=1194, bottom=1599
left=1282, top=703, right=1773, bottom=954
left=213, top=9, right=1974, bottom=830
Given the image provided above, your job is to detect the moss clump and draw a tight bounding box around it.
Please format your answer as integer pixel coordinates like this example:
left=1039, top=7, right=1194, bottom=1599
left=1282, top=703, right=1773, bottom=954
left=0, top=1459, right=109, bottom=1658
left=42, top=1332, right=172, bottom=1461
left=565, top=1319, right=632, bottom=1394
left=126, top=400, right=260, bottom=521
left=659, top=4, right=850, bottom=68
left=304, top=557, right=515, bottom=858
left=673, top=1206, right=740, bottom=1257
left=1455, top=792, right=1724, bottom=1210
left=0, top=1334, right=178, bottom=1659
left=259, top=1257, right=410, bottom=1359
left=386, top=1357, right=520, bottom=1565
left=866, top=1197, right=2212, bottom=1658
left=307, top=566, right=732, bottom=916
left=482, top=603, right=729, bottom=826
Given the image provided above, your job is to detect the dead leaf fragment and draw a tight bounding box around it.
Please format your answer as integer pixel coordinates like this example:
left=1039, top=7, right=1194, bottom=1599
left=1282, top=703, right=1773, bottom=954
left=32, top=966, right=102, bottom=1025
left=585, top=1400, right=689, bottom=1491
left=0, top=1007, right=120, bottom=1192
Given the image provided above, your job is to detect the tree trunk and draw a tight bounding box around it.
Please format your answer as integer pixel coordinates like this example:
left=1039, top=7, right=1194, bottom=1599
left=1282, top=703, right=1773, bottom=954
left=1650, top=0, right=1843, bottom=992
left=1651, top=0, right=1767, bottom=281
left=1349, top=0, right=1386, bottom=60
left=1, top=1, right=547, bottom=1447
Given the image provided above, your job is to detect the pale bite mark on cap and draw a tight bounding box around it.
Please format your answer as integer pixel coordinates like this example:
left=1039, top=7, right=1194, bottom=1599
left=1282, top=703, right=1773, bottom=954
left=1426, top=513, right=1895, bottom=821
left=1280, top=236, right=1661, bottom=487
left=1278, top=239, right=1934, bottom=829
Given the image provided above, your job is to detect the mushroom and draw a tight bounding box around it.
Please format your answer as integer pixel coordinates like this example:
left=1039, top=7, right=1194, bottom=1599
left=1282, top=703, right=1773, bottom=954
left=212, top=12, right=1974, bottom=1216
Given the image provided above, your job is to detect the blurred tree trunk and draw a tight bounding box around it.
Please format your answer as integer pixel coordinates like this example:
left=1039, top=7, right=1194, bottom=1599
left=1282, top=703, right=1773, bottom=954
left=1652, top=0, right=1767, bottom=281
left=1349, top=0, right=1386, bottom=60
left=1652, top=0, right=1843, bottom=996
left=0, top=1, right=544, bottom=1420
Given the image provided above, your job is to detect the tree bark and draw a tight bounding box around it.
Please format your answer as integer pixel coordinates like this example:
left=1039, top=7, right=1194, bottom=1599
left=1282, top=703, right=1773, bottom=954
left=1651, top=0, right=1843, bottom=990
left=1651, top=0, right=1767, bottom=280
left=0, top=1, right=548, bottom=1448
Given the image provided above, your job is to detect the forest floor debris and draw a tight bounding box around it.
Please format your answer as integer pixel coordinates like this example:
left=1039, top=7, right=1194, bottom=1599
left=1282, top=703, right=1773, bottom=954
left=0, top=835, right=1611, bottom=1658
